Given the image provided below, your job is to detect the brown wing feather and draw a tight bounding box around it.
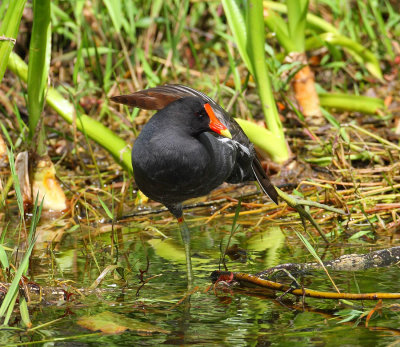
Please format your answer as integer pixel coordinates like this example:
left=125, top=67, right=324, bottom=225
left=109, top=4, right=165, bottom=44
left=110, top=90, right=183, bottom=110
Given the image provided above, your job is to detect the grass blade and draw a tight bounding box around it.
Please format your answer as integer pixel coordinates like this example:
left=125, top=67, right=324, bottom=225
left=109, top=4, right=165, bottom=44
left=0, top=195, right=42, bottom=324
left=286, top=0, right=309, bottom=52
left=222, top=0, right=253, bottom=74
left=0, top=0, right=27, bottom=83
left=7, top=147, right=24, bottom=217
left=294, top=229, right=340, bottom=293
left=19, top=296, right=31, bottom=328
left=27, top=0, right=51, bottom=147
left=0, top=238, right=36, bottom=321
left=98, top=196, right=114, bottom=220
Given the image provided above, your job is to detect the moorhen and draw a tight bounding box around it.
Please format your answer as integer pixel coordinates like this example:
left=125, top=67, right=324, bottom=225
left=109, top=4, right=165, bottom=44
left=111, top=85, right=278, bottom=286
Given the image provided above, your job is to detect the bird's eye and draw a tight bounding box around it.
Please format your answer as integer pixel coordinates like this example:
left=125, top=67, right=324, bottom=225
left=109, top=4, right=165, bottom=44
left=195, top=110, right=205, bottom=119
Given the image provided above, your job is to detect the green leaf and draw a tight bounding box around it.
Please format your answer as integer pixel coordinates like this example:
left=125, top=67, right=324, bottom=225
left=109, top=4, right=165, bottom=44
left=349, top=229, right=374, bottom=240
left=19, top=296, right=31, bottom=328
left=319, top=92, right=384, bottom=114
left=0, top=239, right=36, bottom=321
left=98, top=196, right=114, bottom=220
left=306, top=33, right=382, bottom=79
left=102, top=0, right=122, bottom=34
left=293, top=230, right=323, bottom=266
left=264, top=10, right=295, bottom=52
left=27, top=0, right=51, bottom=154
left=286, top=0, right=309, bottom=52
left=0, top=0, right=27, bottom=83
left=234, top=118, right=288, bottom=164
left=244, top=0, right=289, bottom=162
left=221, top=0, right=252, bottom=74
left=137, top=48, right=160, bottom=86
left=0, top=245, right=9, bottom=269
left=7, top=148, right=24, bottom=217
left=0, top=196, right=41, bottom=324
left=78, top=311, right=169, bottom=334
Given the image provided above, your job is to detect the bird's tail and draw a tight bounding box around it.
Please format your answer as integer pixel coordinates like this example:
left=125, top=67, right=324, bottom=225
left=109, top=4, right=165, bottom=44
left=251, top=159, right=279, bottom=204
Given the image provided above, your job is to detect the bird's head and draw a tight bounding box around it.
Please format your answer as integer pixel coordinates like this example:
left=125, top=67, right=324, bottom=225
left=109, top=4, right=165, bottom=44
left=180, top=97, right=232, bottom=139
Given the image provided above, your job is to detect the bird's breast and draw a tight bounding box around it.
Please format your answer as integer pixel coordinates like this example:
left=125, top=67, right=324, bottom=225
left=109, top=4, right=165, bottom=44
left=131, top=132, right=217, bottom=202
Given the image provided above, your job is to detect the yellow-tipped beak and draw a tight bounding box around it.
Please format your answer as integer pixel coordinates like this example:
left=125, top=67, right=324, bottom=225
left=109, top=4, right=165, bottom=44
left=204, top=103, right=233, bottom=140
left=219, top=128, right=232, bottom=139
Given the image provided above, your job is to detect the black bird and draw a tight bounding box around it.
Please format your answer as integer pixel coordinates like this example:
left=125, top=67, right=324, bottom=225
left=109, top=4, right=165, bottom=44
left=111, top=85, right=278, bottom=285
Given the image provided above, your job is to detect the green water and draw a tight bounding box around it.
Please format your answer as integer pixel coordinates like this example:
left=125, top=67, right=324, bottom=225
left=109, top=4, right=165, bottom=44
left=2, top=217, right=400, bottom=346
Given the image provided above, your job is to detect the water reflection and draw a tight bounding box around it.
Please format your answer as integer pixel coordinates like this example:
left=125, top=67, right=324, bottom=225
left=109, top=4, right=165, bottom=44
left=4, top=217, right=400, bottom=345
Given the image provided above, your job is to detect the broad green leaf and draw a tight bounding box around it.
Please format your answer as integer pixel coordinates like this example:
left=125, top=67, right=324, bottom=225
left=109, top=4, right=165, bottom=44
left=78, top=311, right=169, bottom=334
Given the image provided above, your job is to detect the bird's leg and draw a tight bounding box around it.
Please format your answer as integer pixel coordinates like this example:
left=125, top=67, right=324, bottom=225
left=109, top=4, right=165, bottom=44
left=177, top=216, right=194, bottom=289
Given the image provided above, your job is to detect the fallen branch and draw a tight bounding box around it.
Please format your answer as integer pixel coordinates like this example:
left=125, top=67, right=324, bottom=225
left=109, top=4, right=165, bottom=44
left=210, top=271, right=400, bottom=300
